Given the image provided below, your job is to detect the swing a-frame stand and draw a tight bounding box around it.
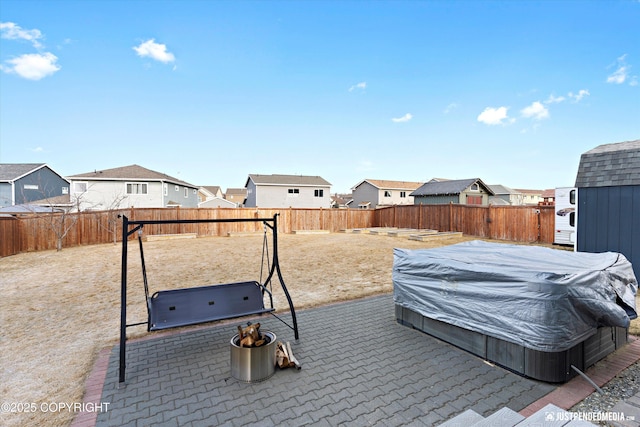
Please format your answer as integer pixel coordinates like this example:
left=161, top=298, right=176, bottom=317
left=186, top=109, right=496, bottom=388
left=118, top=213, right=298, bottom=383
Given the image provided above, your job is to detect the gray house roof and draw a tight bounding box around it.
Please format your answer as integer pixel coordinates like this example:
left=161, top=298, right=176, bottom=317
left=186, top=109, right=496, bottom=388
left=69, top=164, right=197, bottom=188
left=245, top=174, right=331, bottom=187
left=411, top=178, right=494, bottom=196
left=575, top=140, right=640, bottom=188
left=488, top=184, right=518, bottom=195
left=201, top=185, right=222, bottom=195
left=0, top=163, right=69, bottom=183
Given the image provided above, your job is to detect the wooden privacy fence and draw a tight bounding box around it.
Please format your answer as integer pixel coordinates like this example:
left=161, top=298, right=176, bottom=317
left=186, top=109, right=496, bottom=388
left=0, top=204, right=555, bottom=257
left=0, top=207, right=373, bottom=257
left=373, top=204, right=555, bottom=243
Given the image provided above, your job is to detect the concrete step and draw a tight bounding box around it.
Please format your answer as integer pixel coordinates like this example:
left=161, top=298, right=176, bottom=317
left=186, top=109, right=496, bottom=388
left=472, top=407, right=524, bottom=427
left=438, top=409, right=484, bottom=427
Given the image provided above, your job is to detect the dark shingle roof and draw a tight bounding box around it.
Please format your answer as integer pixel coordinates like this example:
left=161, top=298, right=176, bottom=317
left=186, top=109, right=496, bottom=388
left=575, top=140, right=640, bottom=188
left=411, top=178, right=493, bottom=196
left=246, top=174, right=331, bottom=187
left=68, top=164, right=197, bottom=188
left=0, top=163, right=47, bottom=181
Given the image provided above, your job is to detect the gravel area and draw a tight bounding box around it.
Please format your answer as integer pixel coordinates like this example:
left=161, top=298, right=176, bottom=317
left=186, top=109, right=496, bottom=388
left=571, top=360, right=640, bottom=426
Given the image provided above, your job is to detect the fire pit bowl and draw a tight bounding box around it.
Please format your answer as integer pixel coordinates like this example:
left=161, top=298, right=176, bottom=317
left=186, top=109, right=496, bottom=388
left=230, top=331, right=276, bottom=382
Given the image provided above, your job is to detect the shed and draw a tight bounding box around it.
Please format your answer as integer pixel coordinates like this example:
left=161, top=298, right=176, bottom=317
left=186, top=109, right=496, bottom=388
left=574, top=139, right=640, bottom=279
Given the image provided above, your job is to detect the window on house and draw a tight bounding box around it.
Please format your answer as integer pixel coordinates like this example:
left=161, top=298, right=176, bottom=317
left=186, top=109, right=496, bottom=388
left=400, top=191, right=406, bottom=198
left=62, top=187, right=69, bottom=195
left=288, top=188, right=300, bottom=195
left=126, top=183, right=148, bottom=195
left=184, top=188, right=188, bottom=198
left=73, top=182, right=88, bottom=193
left=470, top=183, right=479, bottom=191
left=175, top=185, right=179, bottom=192
left=314, top=189, right=324, bottom=197
left=384, top=190, right=391, bottom=197
left=164, top=184, right=168, bottom=196
left=24, top=184, right=39, bottom=190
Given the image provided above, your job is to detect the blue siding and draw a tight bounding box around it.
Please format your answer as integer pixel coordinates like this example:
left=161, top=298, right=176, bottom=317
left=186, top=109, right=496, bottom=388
left=14, top=167, right=69, bottom=204
left=577, top=186, right=640, bottom=280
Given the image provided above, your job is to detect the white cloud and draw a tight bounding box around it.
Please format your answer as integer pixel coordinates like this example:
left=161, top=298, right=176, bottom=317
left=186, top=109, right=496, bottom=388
left=477, top=106, right=510, bottom=125
left=1, top=52, right=60, bottom=80
left=391, top=113, right=413, bottom=123
left=607, top=54, right=632, bottom=84
left=568, top=89, right=590, bottom=102
left=545, top=94, right=565, bottom=104
left=349, top=82, right=366, bottom=92
left=443, top=102, right=458, bottom=114
left=0, top=22, right=43, bottom=49
left=133, top=39, right=176, bottom=63
left=607, top=67, right=628, bottom=84
left=521, top=101, right=549, bottom=120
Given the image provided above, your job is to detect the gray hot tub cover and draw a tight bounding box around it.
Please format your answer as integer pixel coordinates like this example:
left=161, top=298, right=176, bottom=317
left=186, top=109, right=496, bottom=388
left=393, top=240, right=638, bottom=352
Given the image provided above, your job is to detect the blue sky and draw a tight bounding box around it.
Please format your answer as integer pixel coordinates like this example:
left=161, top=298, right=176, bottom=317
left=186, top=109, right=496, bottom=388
left=1, top=0, right=638, bottom=194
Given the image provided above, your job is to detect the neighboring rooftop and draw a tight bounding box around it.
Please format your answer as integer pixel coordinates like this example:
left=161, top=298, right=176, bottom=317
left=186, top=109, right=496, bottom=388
left=246, top=174, right=331, bottom=187
left=488, top=184, right=518, bottom=195
left=353, top=179, right=423, bottom=190
left=411, top=178, right=494, bottom=196
left=68, top=164, right=197, bottom=188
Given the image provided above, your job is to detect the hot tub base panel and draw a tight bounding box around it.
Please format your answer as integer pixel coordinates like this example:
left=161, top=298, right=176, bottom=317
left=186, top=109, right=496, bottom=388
left=396, top=305, right=628, bottom=383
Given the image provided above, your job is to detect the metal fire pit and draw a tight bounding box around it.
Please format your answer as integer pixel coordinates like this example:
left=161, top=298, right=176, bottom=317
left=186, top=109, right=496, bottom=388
left=230, top=331, right=276, bottom=382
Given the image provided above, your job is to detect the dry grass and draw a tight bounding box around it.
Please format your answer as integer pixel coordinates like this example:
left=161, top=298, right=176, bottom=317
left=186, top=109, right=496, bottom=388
left=1, top=232, right=638, bottom=427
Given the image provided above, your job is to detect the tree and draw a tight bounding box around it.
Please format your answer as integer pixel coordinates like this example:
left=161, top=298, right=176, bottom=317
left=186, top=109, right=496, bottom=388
left=20, top=181, right=83, bottom=251
left=93, top=193, right=128, bottom=245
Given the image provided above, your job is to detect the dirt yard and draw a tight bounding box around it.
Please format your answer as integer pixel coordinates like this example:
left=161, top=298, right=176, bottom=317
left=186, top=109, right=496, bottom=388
left=1, top=232, right=638, bottom=427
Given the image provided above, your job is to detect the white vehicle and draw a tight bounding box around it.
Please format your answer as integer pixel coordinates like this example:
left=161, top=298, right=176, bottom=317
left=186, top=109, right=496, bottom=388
left=554, top=187, right=577, bottom=248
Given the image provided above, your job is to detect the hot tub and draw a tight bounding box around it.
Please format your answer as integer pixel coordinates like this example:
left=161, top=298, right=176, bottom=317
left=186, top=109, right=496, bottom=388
left=393, top=241, right=638, bottom=382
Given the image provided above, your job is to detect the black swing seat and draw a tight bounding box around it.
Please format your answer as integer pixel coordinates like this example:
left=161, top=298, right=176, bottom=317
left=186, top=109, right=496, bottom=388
left=147, top=281, right=274, bottom=331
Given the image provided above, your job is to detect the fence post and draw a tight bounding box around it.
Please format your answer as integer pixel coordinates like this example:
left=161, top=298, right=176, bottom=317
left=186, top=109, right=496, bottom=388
left=486, top=203, right=493, bottom=239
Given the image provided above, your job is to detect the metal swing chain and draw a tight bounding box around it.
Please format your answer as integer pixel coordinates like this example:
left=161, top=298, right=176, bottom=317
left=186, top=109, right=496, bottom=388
left=260, top=222, right=272, bottom=292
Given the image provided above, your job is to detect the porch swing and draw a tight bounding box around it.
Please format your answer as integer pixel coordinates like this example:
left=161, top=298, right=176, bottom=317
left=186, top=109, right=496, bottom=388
left=118, top=213, right=299, bottom=383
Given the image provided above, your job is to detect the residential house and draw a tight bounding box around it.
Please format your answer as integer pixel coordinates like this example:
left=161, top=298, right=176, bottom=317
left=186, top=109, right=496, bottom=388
left=198, top=185, right=236, bottom=208
left=516, top=188, right=544, bottom=205
left=575, top=139, right=640, bottom=279
left=244, top=174, right=331, bottom=208
left=330, top=193, right=353, bottom=209
left=67, top=164, right=199, bottom=211
left=488, top=185, right=524, bottom=205
left=225, top=188, right=247, bottom=207
left=198, top=186, right=223, bottom=203
left=199, top=197, right=237, bottom=208
left=539, top=189, right=555, bottom=206
left=411, top=178, right=494, bottom=205
left=350, top=179, right=423, bottom=209
left=0, top=163, right=70, bottom=209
